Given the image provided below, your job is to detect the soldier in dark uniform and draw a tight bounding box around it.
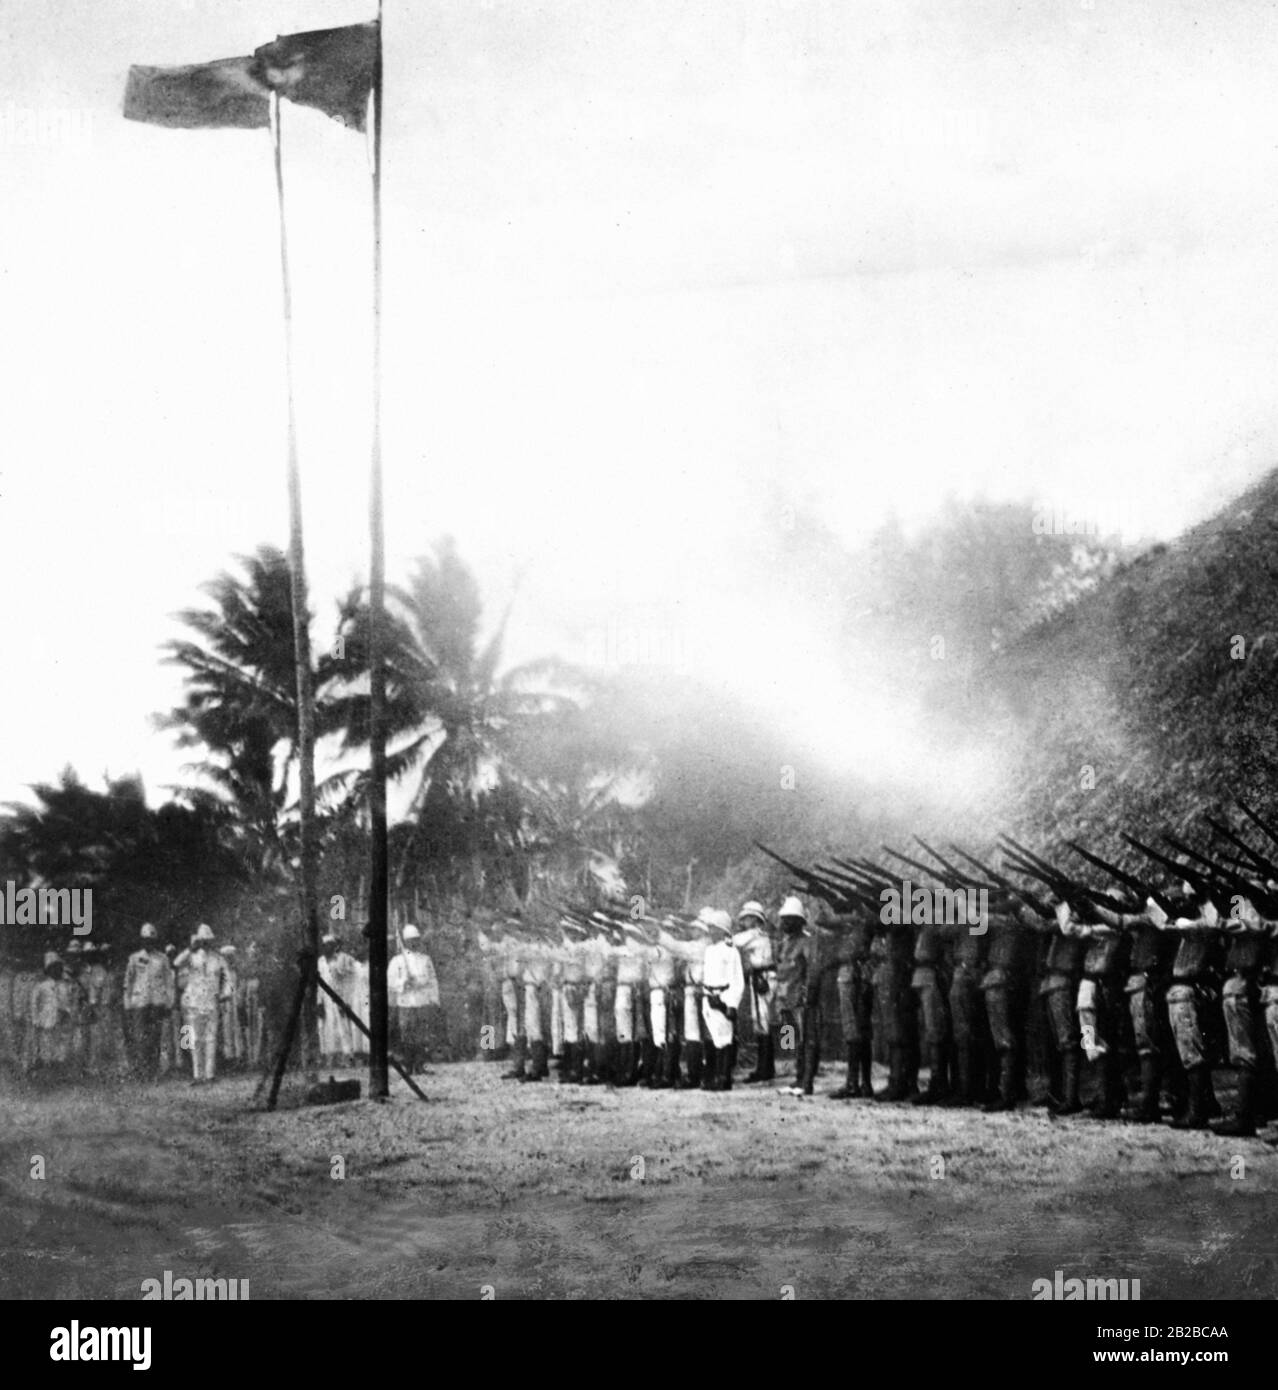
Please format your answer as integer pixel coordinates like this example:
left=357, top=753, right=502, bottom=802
left=774, top=897, right=812, bottom=1086
left=909, top=921, right=952, bottom=1105
left=829, top=912, right=875, bottom=1100
left=1162, top=889, right=1225, bottom=1130
left=947, top=903, right=991, bottom=1107
left=1033, top=901, right=1088, bottom=1115
left=1070, top=894, right=1132, bottom=1119
left=1212, top=896, right=1272, bottom=1137
left=979, top=905, right=1035, bottom=1111
left=1091, top=891, right=1185, bottom=1123
left=873, top=921, right=918, bottom=1102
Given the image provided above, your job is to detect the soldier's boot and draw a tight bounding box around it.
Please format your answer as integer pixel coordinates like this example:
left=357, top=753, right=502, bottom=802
left=1034, top=1052, right=1062, bottom=1108
left=500, top=1035, right=527, bottom=1080
left=557, top=1041, right=576, bottom=1083
left=649, top=1046, right=670, bottom=1089
left=727, top=1042, right=738, bottom=1084
left=1049, top=1049, right=1084, bottom=1115
left=1168, top=1061, right=1190, bottom=1117
left=681, top=1040, right=703, bottom=1089
left=1205, top=1071, right=1222, bottom=1121
left=799, top=1035, right=819, bottom=1096
left=1211, top=1069, right=1258, bottom=1137
left=911, top=1045, right=950, bottom=1105
left=859, top=1041, right=874, bottom=1096
left=1083, top=1053, right=1122, bottom=1119
left=579, top=1042, right=599, bottom=1085
left=745, top=1034, right=774, bottom=1083
left=665, top=1039, right=682, bottom=1088
left=945, top=1046, right=974, bottom=1107
left=613, top=1042, right=635, bottom=1087
left=638, top=1039, right=656, bottom=1088
left=1121, top=1056, right=1161, bottom=1123
left=718, top=1046, right=735, bottom=1092
left=555, top=1041, right=572, bottom=1083
left=876, top=1047, right=906, bottom=1102
left=829, top=1042, right=860, bottom=1099
left=701, top=1041, right=720, bottom=1091
left=1170, top=1065, right=1210, bottom=1129
left=981, top=1051, right=1018, bottom=1112
left=519, top=1039, right=549, bottom=1082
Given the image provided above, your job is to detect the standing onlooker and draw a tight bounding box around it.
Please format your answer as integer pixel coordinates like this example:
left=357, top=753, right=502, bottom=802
left=218, top=945, right=244, bottom=1068
left=174, top=924, right=231, bottom=1084
left=123, top=924, right=175, bottom=1079
left=318, top=933, right=358, bottom=1066
left=62, top=939, right=90, bottom=1077
left=29, top=953, right=74, bottom=1080
left=388, top=925, right=440, bottom=1074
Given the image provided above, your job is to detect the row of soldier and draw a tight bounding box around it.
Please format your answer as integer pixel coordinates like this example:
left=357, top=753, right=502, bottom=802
left=480, top=883, right=1278, bottom=1138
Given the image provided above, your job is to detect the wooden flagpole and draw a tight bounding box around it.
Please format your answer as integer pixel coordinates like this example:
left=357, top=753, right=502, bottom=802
left=268, top=89, right=322, bottom=1103
left=367, top=2, right=391, bottom=1100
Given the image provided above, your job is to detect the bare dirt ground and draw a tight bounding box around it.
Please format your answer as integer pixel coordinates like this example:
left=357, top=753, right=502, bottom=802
left=2, top=1062, right=1275, bottom=1301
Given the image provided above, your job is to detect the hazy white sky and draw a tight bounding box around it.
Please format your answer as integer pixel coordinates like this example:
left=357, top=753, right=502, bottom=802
left=4, top=0, right=1278, bottom=810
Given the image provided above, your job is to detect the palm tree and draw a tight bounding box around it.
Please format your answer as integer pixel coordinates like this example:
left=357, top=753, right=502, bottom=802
left=156, top=545, right=308, bottom=875
left=322, top=537, right=629, bottom=899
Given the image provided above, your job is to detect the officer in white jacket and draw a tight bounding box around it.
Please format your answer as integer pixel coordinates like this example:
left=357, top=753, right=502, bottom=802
left=700, top=909, right=746, bottom=1091
left=388, top=924, right=440, bottom=1073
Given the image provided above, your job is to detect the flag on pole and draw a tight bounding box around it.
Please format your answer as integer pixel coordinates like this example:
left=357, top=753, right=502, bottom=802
left=123, top=57, right=269, bottom=129
left=252, top=22, right=379, bottom=132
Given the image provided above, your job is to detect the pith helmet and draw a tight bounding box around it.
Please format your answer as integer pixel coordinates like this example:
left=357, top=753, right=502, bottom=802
left=401, top=924, right=421, bottom=941
left=43, top=951, right=62, bottom=970
left=193, top=923, right=216, bottom=943
left=778, top=895, right=808, bottom=923
left=737, top=900, right=768, bottom=925
left=702, top=908, right=733, bottom=936
left=140, top=923, right=158, bottom=941
left=64, top=939, right=84, bottom=956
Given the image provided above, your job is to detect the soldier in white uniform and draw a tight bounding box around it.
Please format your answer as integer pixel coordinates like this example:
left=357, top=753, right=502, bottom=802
left=519, top=936, right=553, bottom=1082
left=498, top=929, right=528, bottom=1079
left=174, top=923, right=232, bottom=1084
left=123, top=923, right=174, bottom=1079
left=645, top=926, right=679, bottom=1088
left=556, top=929, right=588, bottom=1083
left=676, top=919, right=709, bottom=1088
left=578, top=923, right=609, bottom=1084
left=700, top=909, right=746, bottom=1091
left=734, top=901, right=777, bottom=1083
left=612, top=929, right=648, bottom=1086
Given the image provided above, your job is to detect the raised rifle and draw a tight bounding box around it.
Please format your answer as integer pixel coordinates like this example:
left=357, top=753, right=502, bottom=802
left=1236, top=798, right=1278, bottom=855
left=882, top=843, right=963, bottom=889
left=753, top=843, right=860, bottom=913
left=1063, top=840, right=1166, bottom=914
left=1120, top=833, right=1233, bottom=913
left=914, top=837, right=1001, bottom=895
left=1206, top=815, right=1278, bottom=879
left=948, top=845, right=1051, bottom=917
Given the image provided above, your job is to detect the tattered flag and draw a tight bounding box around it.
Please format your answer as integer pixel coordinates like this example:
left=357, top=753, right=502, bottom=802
left=251, top=21, right=379, bottom=132
left=123, top=56, right=269, bottom=130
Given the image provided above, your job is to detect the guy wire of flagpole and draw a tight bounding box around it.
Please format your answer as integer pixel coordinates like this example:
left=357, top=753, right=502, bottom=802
left=367, top=3, right=392, bottom=1100
left=265, top=88, right=323, bottom=1110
